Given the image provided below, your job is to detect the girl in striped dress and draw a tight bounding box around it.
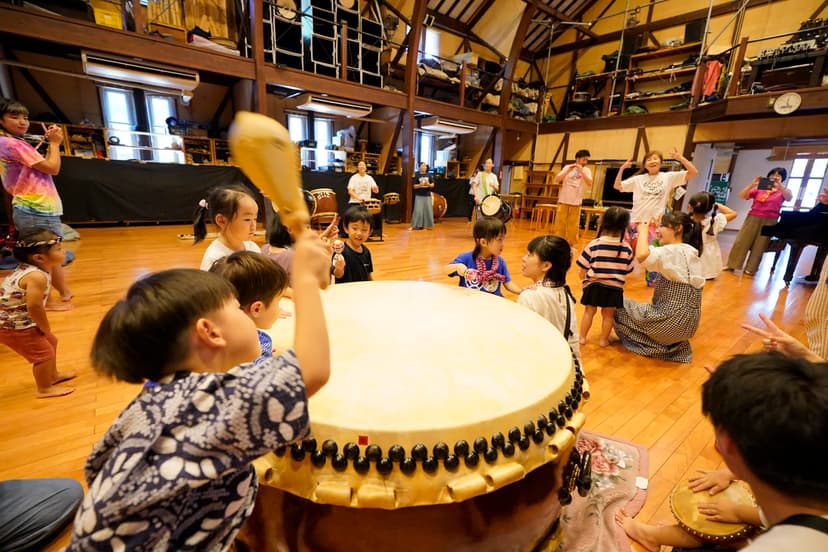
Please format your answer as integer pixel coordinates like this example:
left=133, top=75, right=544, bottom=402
left=614, top=211, right=704, bottom=363
left=576, top=207, right=635, bottom=346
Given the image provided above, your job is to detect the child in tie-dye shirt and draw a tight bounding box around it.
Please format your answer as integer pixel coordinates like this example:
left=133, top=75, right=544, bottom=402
left=0, top=100, right=73, bottom=305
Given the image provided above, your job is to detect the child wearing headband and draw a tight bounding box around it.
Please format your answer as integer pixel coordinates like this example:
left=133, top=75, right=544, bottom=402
left=0, top=228, right=76, bottom=397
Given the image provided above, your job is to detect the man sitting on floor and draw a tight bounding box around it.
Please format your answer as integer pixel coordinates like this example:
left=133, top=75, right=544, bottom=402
left=701, top=352, right=828, bottom=550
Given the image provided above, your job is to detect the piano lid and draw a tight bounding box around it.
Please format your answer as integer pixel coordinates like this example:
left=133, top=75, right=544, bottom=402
left=762, top=205, right=828, bottom=242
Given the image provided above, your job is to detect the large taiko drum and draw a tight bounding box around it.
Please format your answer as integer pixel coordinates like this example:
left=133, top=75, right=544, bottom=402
left=479, top=194, right=512, bottom=223
left=237, top=281, right=589, bottom=552
left=310, top=188, right=337, bottom=214
left=431, top=192, right=447, bottom=220
left=310, top=188, right=337, bottom=229
left=670, top=480, right=759, bottom=544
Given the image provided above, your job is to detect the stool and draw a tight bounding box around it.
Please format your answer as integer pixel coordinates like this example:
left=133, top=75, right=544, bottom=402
left=530, top=204, right=556, bottom=231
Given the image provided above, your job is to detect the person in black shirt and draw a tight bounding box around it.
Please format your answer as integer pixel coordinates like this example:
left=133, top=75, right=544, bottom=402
left=333, top=206, right=374, bottom=283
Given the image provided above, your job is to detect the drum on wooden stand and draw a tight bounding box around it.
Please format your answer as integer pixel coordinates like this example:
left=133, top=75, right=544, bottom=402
left=383, top=192, right=401, bottom=223
left=431, top=192, right=447, bottom=220
left=310, top=188, right=337, bottom=229
left=670, top=480, right=759, bottom=544
left=479, top=194, right=512, bottom=223
left=237, top=281, right=590, bottom=552
left=363, top=198, right=382, bottom=215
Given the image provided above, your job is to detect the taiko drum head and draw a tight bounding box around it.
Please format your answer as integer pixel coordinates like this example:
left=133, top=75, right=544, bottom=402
left=261, top=281, right=588, bottom=510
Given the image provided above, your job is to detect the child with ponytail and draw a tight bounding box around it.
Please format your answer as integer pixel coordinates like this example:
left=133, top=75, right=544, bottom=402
left=193, top=185, right=261, bottom=271
left=688, top=191, right=737, bottom=280
left=613, top=211, right=705, bottom=363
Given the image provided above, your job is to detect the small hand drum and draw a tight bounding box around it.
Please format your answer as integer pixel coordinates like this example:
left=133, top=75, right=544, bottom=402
left=670, top=480, right=759, bottom=544
left=479, top=194, right=512, bottom=223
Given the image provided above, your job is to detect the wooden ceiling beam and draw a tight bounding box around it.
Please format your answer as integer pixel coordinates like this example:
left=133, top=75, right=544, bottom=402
left=523, top=0, right=598, bottom=39
left=263, top=65, right=407, bottom=109
left=540, top=0, right=768, bottom=58
left=0, top=4, right=255, bottom=79
left=426, top=10, right=505, bottom=62
left=466, top=0, right=497, bottom=29
left=500, top=4, right=537, bottom=118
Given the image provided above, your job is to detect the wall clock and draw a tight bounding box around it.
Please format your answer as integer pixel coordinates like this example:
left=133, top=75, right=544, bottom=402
left=773, top=92, right=802, bottom=115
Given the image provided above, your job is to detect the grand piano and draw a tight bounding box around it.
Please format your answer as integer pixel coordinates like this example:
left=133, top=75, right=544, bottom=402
left=762, top=204, right=828, bottom=285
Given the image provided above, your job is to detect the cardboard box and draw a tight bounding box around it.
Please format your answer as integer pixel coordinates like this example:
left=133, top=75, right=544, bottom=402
left=90, top=0, right=123, bottom=30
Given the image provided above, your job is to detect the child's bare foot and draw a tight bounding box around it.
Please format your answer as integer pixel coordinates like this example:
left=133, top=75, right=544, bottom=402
left=52, top=371, right=78, bottom=385
left=579, top=336, right=586, bottom=345
left=46, top=301, right=74, bottom=312
left=615, top=511, right=660, bottom=552
left=61, top=291, right=74, bottom=302
left=599, top=338, right=610, bottom=347
left=37, top=385, right=75, bottom=398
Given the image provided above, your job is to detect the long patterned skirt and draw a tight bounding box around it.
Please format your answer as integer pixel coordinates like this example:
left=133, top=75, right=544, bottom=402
left=613, top=275, right=702, bottom=363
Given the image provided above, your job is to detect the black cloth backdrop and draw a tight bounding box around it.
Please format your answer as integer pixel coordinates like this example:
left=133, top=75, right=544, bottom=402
left=29, top=158, right=471, bottom=224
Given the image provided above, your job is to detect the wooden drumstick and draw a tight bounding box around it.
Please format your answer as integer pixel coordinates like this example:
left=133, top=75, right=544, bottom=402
left=228, top=111, right=309, bottom=233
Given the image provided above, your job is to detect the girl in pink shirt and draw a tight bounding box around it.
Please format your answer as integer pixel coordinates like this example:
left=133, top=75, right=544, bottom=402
left=725, top=167, right=792, bottom=275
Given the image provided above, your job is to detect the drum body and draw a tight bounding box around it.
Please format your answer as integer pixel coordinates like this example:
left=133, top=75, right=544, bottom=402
left=479, top=194, right=512, bottom=223
left=383, top=192, right=402, bottom=223
left=363, top=198, right=382, bottom=215
left=310, top=188, right=337, bottom=229
left=239, top=282, right=589, bottom=552
left=310, top=188, right=338, bottom=214
left=302, top=189, right=317, bottom=216
left=431, top=192, right=447, bottom=220
left=670, top=480, right=758, bottom=544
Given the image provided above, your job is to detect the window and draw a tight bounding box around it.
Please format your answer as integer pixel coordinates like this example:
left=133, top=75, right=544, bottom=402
left=100, top=87, right=139, bottom=161
left=422, top=28, right=439, bottom=61
left=417, top=132, right=434, bottom=168
left=145, top=95, right=179, bottom=163
left=287, top=113, right=307, bottom=142
left=785, top=156, right=828, bottom=210
left=314, top=118, right=333, bottom=149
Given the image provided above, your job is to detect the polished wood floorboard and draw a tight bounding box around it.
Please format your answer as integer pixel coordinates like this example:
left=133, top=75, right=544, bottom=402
left=0, top=217, right=817, bottom=551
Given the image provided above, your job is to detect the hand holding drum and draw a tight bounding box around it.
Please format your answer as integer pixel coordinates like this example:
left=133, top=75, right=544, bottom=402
left=229, top=111, right=329, bottom=287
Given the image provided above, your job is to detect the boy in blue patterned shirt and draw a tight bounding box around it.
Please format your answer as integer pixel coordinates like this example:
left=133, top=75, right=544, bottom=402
left=66, top=230, right=331, bottom=551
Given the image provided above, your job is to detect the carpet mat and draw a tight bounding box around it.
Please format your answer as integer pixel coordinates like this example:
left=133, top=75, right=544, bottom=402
left=559, top=430, right=649, bottom=552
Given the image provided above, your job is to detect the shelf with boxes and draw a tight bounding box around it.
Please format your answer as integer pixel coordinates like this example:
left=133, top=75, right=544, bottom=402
left=31, top=122, right=232, bottom=165
left=520, top=169, right=559, bottom=219
left=621, top=42, right=702, bottom=115
left=445, top=160, right=472, bottom=179
left=566, top=70, right=626, bottom=118
left=345, top=151, right=381, bottom=173
left=300, top=147, right=347, bottom=172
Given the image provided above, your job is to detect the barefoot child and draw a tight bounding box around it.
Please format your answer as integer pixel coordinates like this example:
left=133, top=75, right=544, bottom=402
left=577, top=207, right=635, bottom=346
left=0, top=228, right=76, bottom=397
left=616, top=467, right=761, bottom=551
left=67, top=229, right=331, bottom=550
left=518, top=235, right=581, bottom=364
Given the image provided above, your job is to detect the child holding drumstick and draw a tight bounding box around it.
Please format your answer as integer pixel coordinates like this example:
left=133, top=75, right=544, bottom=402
left=446, top=217, right=522, bottom=297
left=66, top=229, right=331, bottom=550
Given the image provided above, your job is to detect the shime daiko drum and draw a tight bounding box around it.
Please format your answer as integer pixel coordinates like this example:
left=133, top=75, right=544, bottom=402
left=670, top=480, right=759, bottom=544
left=237, top=281, right=588, bottom=552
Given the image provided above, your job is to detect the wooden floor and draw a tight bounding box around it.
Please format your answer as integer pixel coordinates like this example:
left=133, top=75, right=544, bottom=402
left=0, top=217, right=817, bottom=551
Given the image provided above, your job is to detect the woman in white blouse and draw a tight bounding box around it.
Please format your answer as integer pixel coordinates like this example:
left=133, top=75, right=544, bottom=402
left=613, top=211, right=704, bottom=363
